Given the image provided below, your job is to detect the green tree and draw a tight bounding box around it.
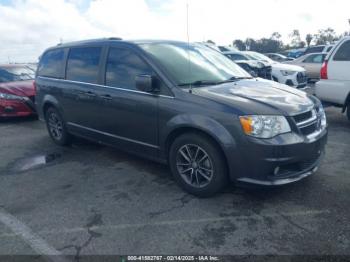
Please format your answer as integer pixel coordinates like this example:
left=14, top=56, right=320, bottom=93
left=314, top=28, right=339, bottom=45
left=306, top=34, right=313, bottom=47
left=233, top=39, right=246, bottom=51
left=245, top=38, right=257, bottom=51
left=271, top=32, right=282, bottom=40
left=289, top=29, right=302, bottom=48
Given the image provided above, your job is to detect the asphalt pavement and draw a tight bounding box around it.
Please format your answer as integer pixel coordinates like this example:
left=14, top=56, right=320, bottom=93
left=0, top=105, right=349, bottom=259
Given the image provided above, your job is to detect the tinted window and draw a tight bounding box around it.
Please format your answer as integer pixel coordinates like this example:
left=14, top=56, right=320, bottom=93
left=105, top=47, right=153, bottom=90
left=227, top=54, right=248, bottom=61
left=326, top=46, right=333, bottom=52
left=303, top=54, right=324, bottom=63
left=333, top=41, right=350, bottom=61
left=38, top=49, right=64, bottom=78
left=66, top=47, right=101, bottom=84
left=305, top=46, right=324, bottom=54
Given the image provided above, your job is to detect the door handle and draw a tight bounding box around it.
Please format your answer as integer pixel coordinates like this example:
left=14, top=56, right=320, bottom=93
left=85, top=91, right=97, bottom=97
left=100, top=94, right=112, bottom=100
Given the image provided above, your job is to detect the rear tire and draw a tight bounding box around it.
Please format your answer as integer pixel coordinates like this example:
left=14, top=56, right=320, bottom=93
left=347, top=102, right=350, bottom=121
left=169, top=133, right=228, bottom=197
left=45, top=107, right=71, bottom=146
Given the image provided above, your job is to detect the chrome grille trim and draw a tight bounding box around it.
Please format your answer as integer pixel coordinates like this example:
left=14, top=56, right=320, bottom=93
left=293, top=108, right=325, bottom=139
left=296, top=109, right=317, bottom=127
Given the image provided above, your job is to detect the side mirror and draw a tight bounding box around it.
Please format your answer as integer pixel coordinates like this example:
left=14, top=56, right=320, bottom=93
left=135, top=75, right=158, bottom=93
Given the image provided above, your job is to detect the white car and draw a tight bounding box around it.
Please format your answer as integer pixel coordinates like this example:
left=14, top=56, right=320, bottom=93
left=243, top=51, right=308, bottom=88
left=315, top=37, right=350, bottom=120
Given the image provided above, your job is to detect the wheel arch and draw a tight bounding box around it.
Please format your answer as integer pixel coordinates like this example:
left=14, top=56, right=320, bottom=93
left=42, top=95, right=63, bottom=117
left=161, top=115, right=239, bottom=181
left=342, top=91, right=350, bottom=113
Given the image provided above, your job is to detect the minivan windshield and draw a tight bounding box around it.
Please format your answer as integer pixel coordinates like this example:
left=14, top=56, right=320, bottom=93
left=139, top=42, right=251, bottom=87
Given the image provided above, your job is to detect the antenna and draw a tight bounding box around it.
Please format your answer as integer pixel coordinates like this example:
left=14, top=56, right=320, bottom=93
left=186, top=0, right=193, bottom=94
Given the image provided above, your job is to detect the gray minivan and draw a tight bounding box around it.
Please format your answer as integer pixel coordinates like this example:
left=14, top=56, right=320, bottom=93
left=35, top=38, right=328, bottom=197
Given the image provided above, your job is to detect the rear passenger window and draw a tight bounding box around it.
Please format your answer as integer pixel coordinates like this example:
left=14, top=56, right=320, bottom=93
left=333, top=41, right=350, bottom=61
left=38, top=49, right=65, bottom=78
left=105, top=47, right=152, bottom=90
left=66, top=47, right=101, bottom=84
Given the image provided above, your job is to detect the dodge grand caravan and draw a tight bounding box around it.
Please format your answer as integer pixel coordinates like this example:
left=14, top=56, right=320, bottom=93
left=35, top=39, right=328, bottom=197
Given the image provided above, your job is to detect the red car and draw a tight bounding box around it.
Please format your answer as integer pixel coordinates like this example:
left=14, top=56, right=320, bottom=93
left=0, top=64, right=36, bottom=117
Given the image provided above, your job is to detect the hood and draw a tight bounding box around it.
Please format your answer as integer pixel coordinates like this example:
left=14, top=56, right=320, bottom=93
left=194, top=78, right=314, bottom=115
left=271, top=62, right=305, bottom=72
left=237, top=60, right=270, bottom=68
left=0, top=80, right=35, bottom=97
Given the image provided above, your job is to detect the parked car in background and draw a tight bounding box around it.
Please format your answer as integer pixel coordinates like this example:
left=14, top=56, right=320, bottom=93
left=218, top=46, right=238, bottom=52
left=285, top=53, right=327, bottom=82
left=243, top=51, right=308, bottom=88
left=199, top=42, right=222, bottom=52
left=36, top=39, right=327, bottom=197
left=287, top=48, right=306, bottom=59
left=316, top=37, right=350, bottom=120
left=223, top=51, right=272, bottom=80
left=0, top=64, right=36, bottom=118
left=304, top=45, right=334, bottom=55
left=265, top=53, right=294, bottom=62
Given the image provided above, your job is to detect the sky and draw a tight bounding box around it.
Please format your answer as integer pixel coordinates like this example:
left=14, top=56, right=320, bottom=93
left=0, top=0, right=349, bottom=63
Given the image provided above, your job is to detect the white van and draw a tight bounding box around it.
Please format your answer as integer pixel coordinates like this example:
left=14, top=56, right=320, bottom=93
left=315, top=37, right=350, bottom=120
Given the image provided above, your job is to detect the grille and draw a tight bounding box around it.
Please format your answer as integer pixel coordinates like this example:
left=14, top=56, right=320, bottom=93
left=276, top=155, right=320, bottom=177
left=292, top=108, right=321, bottom=137
left=297, top=72, right=307, bottom=83
left=300, top=122, right=318, bottom=136
left=293, top=110, right=312, bottom=123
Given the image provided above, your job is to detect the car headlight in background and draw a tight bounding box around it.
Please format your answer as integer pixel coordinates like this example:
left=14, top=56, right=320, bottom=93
left=250, top=61, right=264, bottom=69
left=0, top=92, right=23, bottom=100
left=280, top=70, right=296, bottom=76
left=240, top=115, right=291, bottom=138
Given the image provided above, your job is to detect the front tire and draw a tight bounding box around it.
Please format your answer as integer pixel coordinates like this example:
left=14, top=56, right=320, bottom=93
left=169, top=133, right=228, bottom=197
left=45, top=107, right=71, bottom=146
left=347, top=102, right=350, bottom=121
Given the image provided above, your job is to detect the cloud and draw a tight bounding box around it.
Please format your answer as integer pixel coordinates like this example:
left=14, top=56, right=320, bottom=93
left=0, top=0, right=349, bottom=63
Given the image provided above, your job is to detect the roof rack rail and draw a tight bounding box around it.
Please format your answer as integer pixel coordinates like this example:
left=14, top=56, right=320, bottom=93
left=108, top=37, right=122, bottom=40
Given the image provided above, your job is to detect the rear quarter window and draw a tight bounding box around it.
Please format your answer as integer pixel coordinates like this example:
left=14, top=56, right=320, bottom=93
left=333, top=41, right=350, bottom=61
left=38, top=49, right=65, bottom=78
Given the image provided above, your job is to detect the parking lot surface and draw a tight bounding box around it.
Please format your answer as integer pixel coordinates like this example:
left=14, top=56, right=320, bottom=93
left=0, top=106, right=349, bottom=258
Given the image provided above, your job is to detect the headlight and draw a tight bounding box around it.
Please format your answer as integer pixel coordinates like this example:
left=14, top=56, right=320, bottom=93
left=280, top=70, right=296, bottom=76
left=318, top=104, right=327, bottom=129
left=0, top=92, right=23, bottom=100
left=239, top=115, right=291, bottom=138
left=250, top=61, right=264, bottom=69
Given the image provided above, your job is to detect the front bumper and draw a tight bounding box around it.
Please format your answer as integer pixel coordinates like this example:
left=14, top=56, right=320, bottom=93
left=231, top=128, right=328, bottom=186
left=0, top=97, right=36, bottom=117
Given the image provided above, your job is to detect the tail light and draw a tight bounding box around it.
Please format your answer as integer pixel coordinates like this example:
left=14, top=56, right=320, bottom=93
left=320, top=61, right=328, bottom=80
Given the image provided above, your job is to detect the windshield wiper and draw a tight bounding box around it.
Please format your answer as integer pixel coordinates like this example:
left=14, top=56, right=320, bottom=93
left=178, top=76, right=253, bottom=87
left=178, top=80, right=219, bottom=87
left=217, top=76, right=253, bottom=84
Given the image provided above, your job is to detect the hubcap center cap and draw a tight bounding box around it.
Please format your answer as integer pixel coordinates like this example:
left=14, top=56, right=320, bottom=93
left=192, top=162, right=198, bottom=169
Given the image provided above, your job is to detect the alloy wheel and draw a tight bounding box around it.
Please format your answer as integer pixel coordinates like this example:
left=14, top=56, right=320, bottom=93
left=48, top=112, right=63, bottom=141
left=176, top=144, right=214, bottom=188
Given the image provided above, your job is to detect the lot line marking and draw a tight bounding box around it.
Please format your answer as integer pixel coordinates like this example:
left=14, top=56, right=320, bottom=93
left=0, top=208, right=68, bottom=262
left=0, top=209, right=330, bottom=238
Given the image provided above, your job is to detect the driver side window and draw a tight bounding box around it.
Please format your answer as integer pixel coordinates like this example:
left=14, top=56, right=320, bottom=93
left=105, top=47, right=153, bottom=90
